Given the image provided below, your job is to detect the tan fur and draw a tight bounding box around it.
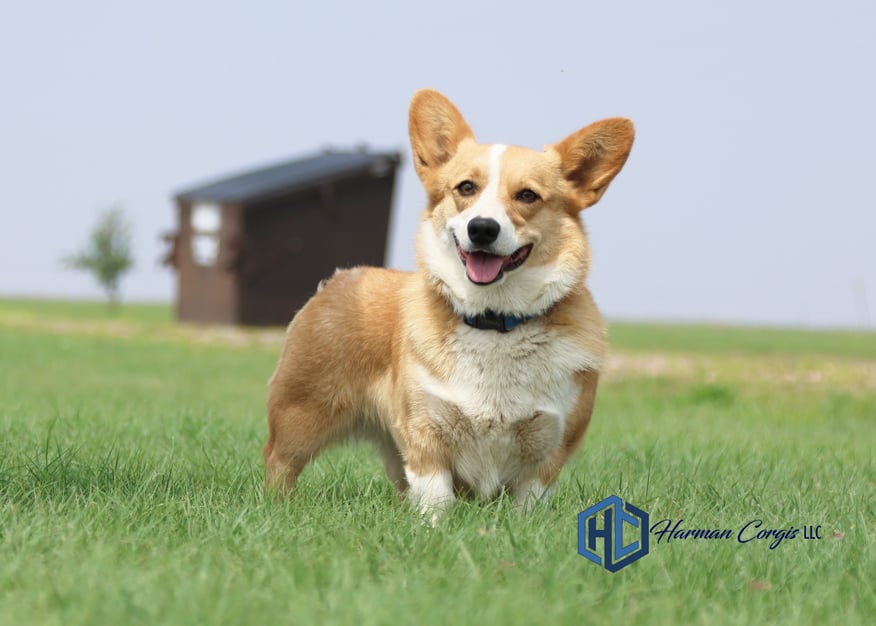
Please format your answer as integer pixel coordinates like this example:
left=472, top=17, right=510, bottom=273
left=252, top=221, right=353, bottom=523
left=264, top=90, right=634, bottom=516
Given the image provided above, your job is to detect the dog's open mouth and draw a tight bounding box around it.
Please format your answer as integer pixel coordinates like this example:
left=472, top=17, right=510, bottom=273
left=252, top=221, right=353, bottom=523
left=455, top=240, right=533, bottom=285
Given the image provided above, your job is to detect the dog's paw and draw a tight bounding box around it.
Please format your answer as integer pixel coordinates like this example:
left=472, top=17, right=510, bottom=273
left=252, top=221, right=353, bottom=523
left=513, top=479, right=554, bottom=512
left=420, top=504, right=449, bottom=528
left=405, top=467, right=455, bottom=525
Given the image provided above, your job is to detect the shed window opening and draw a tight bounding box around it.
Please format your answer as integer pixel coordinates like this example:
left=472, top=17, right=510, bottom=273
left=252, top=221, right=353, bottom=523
left=191, top=203, right=222, bottom=267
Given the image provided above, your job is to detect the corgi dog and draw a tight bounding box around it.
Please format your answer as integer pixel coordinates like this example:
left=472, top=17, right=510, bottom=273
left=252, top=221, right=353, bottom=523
left=264, top=90, right=634, bottom=520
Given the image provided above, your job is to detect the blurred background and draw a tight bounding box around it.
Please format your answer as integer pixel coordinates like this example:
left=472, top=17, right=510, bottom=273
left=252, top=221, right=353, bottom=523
left=1, top=0, right=874, bottom=328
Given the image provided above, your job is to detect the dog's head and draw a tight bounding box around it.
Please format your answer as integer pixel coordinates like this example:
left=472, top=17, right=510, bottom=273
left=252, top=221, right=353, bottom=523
left=409, top=89, right=634, bottom=317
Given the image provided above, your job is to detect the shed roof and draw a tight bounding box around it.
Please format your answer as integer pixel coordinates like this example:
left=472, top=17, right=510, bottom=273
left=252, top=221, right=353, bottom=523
left=175, top=149, right=401, bottom=204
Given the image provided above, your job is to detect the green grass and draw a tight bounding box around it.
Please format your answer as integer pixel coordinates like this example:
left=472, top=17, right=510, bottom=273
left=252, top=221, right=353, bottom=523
left=1, top=300, right=874, bottom=625
left=0, top=297, right=172, bottom=325
left=610, top=321, right=876, bottom=359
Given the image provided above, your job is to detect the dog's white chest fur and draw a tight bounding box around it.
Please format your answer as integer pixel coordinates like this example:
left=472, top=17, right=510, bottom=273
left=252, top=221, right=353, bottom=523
left=417, top=321, right=599, bottom=497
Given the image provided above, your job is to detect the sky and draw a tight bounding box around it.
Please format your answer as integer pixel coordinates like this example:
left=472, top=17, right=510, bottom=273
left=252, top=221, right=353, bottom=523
left=1, top=0, right=874, bottom=328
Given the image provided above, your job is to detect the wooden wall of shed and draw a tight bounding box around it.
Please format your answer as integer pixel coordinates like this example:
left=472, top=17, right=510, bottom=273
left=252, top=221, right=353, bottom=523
left=176, top=201, right=242, bottom=324
left=237, top=172, right=396, bottom=326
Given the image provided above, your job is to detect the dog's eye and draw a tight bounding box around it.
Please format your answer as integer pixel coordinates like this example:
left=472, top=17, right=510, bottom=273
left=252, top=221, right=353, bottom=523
left=516, top=189, right=540, bottom=204
left=456, top=180, right=477, bottom=196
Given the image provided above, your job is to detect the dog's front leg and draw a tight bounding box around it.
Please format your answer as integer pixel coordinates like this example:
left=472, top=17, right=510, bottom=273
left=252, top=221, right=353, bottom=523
left=399, top=396, right=458, bottom=523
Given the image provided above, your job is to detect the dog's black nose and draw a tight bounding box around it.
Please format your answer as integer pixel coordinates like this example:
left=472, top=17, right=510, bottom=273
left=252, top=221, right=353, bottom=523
left=467, top=217, right=500, bottom=246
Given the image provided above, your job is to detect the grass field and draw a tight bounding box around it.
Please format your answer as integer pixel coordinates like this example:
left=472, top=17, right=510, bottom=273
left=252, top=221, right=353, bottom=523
left=0, top=299, right=874, bottom=625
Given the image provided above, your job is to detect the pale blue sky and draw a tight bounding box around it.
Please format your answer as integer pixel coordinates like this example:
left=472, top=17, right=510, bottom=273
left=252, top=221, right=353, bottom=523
left=1, top=0, right=874, bottom=328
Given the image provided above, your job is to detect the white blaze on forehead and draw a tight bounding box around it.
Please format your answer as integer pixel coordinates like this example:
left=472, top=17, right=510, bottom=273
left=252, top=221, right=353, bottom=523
left=477, top=144, right=508, bottom=221
left=449, top=143, right=520, bottom=254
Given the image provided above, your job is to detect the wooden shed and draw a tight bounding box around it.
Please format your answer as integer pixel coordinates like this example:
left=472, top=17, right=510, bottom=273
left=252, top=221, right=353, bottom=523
left=165, top=149, right=401, bottom=326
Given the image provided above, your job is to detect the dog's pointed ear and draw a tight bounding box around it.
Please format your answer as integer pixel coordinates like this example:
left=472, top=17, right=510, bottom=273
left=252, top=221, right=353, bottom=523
left=551, top=118, right=635, bottom=210
left=409, top=90, right=474, bottom=183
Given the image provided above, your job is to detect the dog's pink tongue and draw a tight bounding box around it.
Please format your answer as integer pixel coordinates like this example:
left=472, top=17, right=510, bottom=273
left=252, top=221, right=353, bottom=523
left=466, top=252, right=505, bottom=284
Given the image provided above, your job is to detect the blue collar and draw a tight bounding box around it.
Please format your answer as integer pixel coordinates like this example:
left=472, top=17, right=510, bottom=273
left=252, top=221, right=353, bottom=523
left=463, top=310, right=534, bottom=333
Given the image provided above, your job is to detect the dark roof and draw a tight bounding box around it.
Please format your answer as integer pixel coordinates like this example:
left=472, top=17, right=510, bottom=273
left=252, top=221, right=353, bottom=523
left=175, top=149, right=401, bottom=204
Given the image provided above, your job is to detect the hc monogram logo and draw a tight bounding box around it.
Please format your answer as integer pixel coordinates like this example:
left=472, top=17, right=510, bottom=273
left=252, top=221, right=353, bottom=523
left=578, top=495, right=650, bottom=572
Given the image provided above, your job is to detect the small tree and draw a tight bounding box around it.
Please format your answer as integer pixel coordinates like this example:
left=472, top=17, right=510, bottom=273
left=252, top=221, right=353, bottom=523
left=63, top=206, right=134, bottom=308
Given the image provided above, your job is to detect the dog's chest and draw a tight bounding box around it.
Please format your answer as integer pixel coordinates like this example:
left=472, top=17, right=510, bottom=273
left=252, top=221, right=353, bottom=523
left=417, top=323, right=599, bottom=494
